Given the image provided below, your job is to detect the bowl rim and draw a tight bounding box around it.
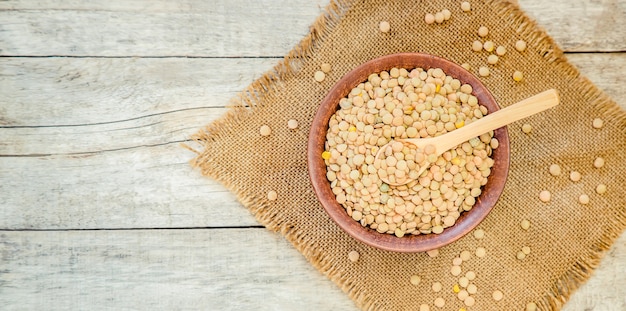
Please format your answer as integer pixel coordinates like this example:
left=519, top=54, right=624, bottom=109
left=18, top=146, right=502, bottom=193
left=307, top=52, right=510, bottom=252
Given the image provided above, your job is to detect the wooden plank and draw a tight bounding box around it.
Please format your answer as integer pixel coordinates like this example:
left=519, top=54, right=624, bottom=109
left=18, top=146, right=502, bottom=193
left=0, top=228, right=624, bottom=310
left=0, top=57, right=277, bottom=127
left=0, top=144, right=260, bottom=230
left=0, top=228, right=356, bottom=310
left=0, top=0, right=624, bottom=57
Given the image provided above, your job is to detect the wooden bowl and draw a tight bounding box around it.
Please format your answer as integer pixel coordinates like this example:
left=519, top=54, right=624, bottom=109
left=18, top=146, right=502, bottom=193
left=307, top=53, right=510, bottom=252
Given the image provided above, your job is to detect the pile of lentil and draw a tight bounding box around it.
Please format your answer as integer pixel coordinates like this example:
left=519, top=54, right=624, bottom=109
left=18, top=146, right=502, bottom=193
left=323, top=67, right=498, bottom=236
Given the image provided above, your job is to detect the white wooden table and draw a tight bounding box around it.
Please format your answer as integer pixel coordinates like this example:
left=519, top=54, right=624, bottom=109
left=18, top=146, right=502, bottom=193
left=1, top=1, right=624, bottom=310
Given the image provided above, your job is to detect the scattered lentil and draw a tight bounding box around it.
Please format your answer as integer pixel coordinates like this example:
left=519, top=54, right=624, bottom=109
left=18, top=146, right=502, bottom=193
left=521, top=219, right=531, bottom=230
left=460, top=250, right=471, bottom=261
left=549, top=164, right=561, bottom=176
left=478, top=26, right=489, bottom=37
left=592, top=118, right=604, bottom=129
left=461, top=63, right=471, bottom=71
left=475, top=247, right=486, bottom=258
left=260, top=125, right=272, bottom=136
left=410, top=274, right=422, bottom=285
left=522, top=246, right=531, bottom=255
left=420, top=304, right=431, bottom=311
left=487, top=54, right=499, bottom=65
left=432, top=282, right=443, bottom=292
left=435, top=12, right=445, bottom=24
left=522, top=123, right=532, bottom=134
left=464, top=296, right=476, bottom=307
left=434, top=297, right=445, bottom=308
left=483, top=41, right=494, bottom=52
left=593, top=157, right=605, bottom=168
left=442, top=9, right=452, bottom=20
left=579, top=194, right=590, bottom=205
left=287, top=119, right=299, bottom=129
left=473, top=229, right=485, bottom=239
left=314, top=70, right=326, bottom=82
left=516, top=251, right=526, bottom=260
left=539, top=190, right=551, bottom=203
left=515, top=40, right=527, bottom=52
left=526, top=302, right=538, bottom=311
left=453, top=284, right=461, bottom=293
left=348, top=250, right=360, bottom=262
left=379, top=21, right=391, bottom=33
left=267, top=190, right=278, bottom=201
left=570, top=171, right=582, bottom=182
left=472, top=40, right=483, bottom=51
left=427, top=249, right=440, bottom=258
left=459, top=276, right=469, bottom=288
left=596, top=184, right=607, bottom=194
left=461, top=1, right=471, bottom=12
left=457, top=289, right=469, bottom=301
left=479, top=66, right=490, bottom=77
left=466, top=283, right=477, bottom=295
left=425, top=13, right=435, bottom=24
left=465, top=271, right=476, bottom=280
left=496, top=45, right=507, bottom=56
left=513, top=70, right=524, bottom=82
left=492, top=290, right=504, bottom=301
left=451, top=265, right=462, bottom=276
left=321, top=63, right=332, bottom=73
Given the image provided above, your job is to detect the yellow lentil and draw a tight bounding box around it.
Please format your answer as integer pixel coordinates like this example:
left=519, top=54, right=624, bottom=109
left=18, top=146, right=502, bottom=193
left=596, top=184, right=607, bottom=194
left=321, top=151, right=331, bottom=160
left=539, top=190, right=551, bottom=203
left=492, top=290, right=504, bottom=301
left=570, top=171, right=582, bottom=182
left=579, top=194, right=590, bottom=204
left=513, top=70, right=524, bottom=82
left=287, top=119, right=299, bottom=129
left=478, top=26, right=489, bottom=37
left=260, top=125, right=272, bottom=136
left=453, top=284, right=461, bottom=293
left=379, top=21, right=391, bottom=33
left=522, top=123, right=532, bottom=133
left=478, top=66, right=490, bottom=77
left=549, top=164, right=561, bottom=176
left=461, top=1, right=471, bottom=12
left=314, top=70, right=326, bottom=82
left=593, top=157, right=605, bottom=168
left=483, top=41, right=494, bottom=52
left=348, top=250, right=360, bottom=262
left=592, top=117, right=604, bottom=129
left=410, top=274, right=421, bottom=285
left=515, top=40, right=527, bottom=52
left=267, top=190, right=278, bottom=201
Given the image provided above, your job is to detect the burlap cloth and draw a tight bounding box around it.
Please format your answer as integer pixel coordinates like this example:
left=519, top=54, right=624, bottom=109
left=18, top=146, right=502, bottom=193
left=189, top=0, right=626, bottom=309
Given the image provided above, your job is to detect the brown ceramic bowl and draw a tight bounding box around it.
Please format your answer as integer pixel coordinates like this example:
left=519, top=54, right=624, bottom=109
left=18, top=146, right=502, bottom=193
left=307, top=53, right=510, bottom=252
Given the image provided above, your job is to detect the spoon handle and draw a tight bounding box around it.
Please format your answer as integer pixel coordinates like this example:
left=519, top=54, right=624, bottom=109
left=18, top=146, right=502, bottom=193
left=435, top=89, right=560, bottom=153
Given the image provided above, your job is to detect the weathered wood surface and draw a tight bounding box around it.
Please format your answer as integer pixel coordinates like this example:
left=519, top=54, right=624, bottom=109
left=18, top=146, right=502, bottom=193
left=1, top=0, right=625, bottom=310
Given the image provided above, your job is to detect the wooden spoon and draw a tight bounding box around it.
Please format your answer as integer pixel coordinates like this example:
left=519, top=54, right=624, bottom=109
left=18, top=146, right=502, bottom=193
left=376, top=89, right=560, bottom=186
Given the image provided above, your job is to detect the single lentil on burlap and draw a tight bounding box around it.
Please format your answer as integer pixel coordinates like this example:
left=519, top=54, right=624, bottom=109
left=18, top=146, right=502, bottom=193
left=323, top=67, right=498, bottom=237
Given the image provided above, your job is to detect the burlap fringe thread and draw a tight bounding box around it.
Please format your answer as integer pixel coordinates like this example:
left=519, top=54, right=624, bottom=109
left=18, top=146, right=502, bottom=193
left=189, top=0, right=626, bottom=310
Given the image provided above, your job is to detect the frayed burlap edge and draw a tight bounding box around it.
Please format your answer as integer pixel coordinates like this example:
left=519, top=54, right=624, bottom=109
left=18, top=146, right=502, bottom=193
left=188, top=0, right=626, bottom=310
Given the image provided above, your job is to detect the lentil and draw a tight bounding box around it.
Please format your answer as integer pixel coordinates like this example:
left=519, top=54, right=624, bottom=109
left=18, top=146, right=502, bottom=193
left=410, top=275, right=421, bottom=285
left=478, top=66, right=490, bottom=77
left=435, top=12, right=445, bottom=24
left=594, top=157, right=605, bottom=168
left=579, top=194, right=590, bottom=204
left=475, top=247, right=486, bottom=258
left=522, top=246, right=531, bottom=255
left=427, top=249, right=440, bottom=257
left=516, top=251, right=526, bottom=260
left=379, top=21, right=391, bottom=33
left=457, top=289, right=469, bottom=301
left=434, top=297, right=445, bottom=308
left=432, top=282, right=443, bottom=292
left=260, top=125, right=272, bottom=136
left=513, top=70, right=524, bottom=82
left=442, top=9, right=452, bottom=20
left=466, top=283, right=477, bottom=294
left=526, top=302, right=538, bottom=311
left=522, top=123, right=532, bottom=133
left=549, top=164, right=561, bottom=176
left=570, top=171, right=582, bottom=182
left=420, top=304, right=431, bottom=311
left=461, top=1, right=471, bottom=12
left=539, top=190, right=551, bottom=202
left=465, top=271, right=476, bottom=280
left=451, top=265, right=462, bottom=276
left=464, top=296, right=475, bottom=307
left=521, top=219, right=531, bottom=230
left=348, top=250, right=360, bottom=262
left=487, top=54, right=499, bottom=65
left=472, top=40, right=483, bottom=51
left=267, top=190, right=278, bottom=201
left=287, top=119, right=299, bottom=129
left=321, top=63, right=332, bottom=73
left=515, top=40, right=527, bottom=52
left=478, top=26, right=489, bottom=37
left=324, top=66, right=497, bottom=236
left=492, top=290, right=504, bottom=301
left=592, top=118, right=604, bottom=129
left=459, top=276, right=469, bottom=288
left=596, top=184, right=607, bottom=194
left=483, top=41, right=494, bottom=52
left=314, top=70, right=326, bottom=82
left=473, top=228, right=485, bottom=239
left=425, top=13, right=435, bottom=24
left=496, top=45, right=507, bottom=56
left=461, top=63, right=471, bottom=71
